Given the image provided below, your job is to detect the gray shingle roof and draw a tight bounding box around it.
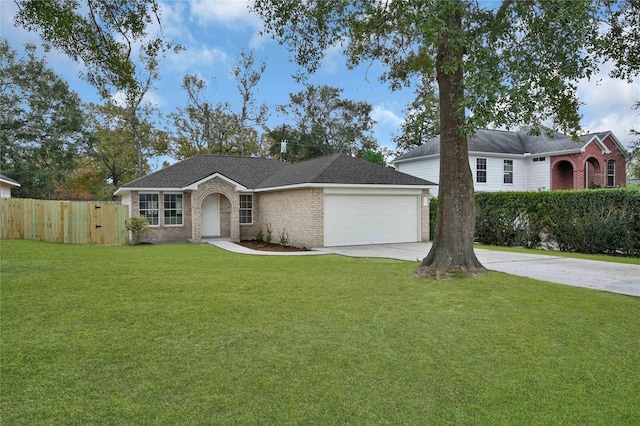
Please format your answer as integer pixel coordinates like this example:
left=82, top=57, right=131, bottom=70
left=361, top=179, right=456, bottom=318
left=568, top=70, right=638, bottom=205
left=257, top=153, right=433, bottom=188
left=394, top=128, right=604, bottom=162
left=119, top=155, right=287, bottom=189
left=118, top=153, right=435, bottom=191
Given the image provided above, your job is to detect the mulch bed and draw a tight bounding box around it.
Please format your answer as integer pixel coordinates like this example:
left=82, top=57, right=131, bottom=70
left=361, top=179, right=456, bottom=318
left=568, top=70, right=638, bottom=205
left=237, top=240, right=312, bottom=252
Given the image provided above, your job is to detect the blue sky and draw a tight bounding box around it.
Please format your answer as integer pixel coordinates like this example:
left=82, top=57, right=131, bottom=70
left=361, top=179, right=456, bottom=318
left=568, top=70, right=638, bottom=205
left=2, top=0, right=639, bottom=168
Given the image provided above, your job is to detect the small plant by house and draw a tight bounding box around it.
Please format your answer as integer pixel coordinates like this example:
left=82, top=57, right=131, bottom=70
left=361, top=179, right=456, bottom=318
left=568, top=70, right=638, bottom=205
left=264, top=223, right=274, bottom=243
left=255, top=226, right=264, bottom=242
left=126, top=215, right=150, bottom=245
left=279, top=227, right=290, bottom=246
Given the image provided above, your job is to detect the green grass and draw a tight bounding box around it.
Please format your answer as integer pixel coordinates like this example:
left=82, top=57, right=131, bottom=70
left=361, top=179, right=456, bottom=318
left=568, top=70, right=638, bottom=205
left=2, top=240, right=639, bottom=424
left=475, top=244, right=640, bottom=265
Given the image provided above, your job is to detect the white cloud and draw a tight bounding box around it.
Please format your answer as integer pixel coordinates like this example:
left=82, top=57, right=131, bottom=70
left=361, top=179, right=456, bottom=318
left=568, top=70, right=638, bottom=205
left=320, top=44, right=343, bottom=75
left=165, top=44, right=228, bottom=75
left=189, top=0, right=261, bottom=28
left=157, top=2, right=194, bottom=43
left=111, top=89, right=163, bottom=109
left=578, top=62, right=640, bottom=149
left=371, top=104, right=404, bottom=127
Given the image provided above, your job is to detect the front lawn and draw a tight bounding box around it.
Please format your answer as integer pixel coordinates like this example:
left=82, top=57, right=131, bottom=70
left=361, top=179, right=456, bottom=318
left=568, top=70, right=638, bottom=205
left=2, top=240, right=639, bottom=424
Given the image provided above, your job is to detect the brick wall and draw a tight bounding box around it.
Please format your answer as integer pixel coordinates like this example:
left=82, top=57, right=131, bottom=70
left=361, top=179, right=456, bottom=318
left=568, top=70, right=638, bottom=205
left=421, top=189, right=431, bottom=241
left=130, top=191, right=192, bottom=243
left=254, top=188, right=324, bottom=248
left=602, top=135, right=627, bottom=187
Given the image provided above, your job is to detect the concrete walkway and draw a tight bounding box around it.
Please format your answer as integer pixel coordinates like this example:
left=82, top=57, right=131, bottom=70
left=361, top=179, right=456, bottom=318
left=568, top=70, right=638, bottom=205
left=208, top=240, right=640, bottom=297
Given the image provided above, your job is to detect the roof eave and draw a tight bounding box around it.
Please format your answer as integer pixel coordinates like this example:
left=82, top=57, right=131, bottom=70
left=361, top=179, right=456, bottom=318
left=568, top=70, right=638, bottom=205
left=0, top=178, right=20, bottom=187
left=393, top=154, right=440, bottom=164
left=580, top=136, right=611, bottom=154
left=255, top=182, right=436, bottom=192
left=114, top=186, right=184, bottom=195
left=183, top=173, right=248, bottom=191
left=114, top=172, right=249, bottom=196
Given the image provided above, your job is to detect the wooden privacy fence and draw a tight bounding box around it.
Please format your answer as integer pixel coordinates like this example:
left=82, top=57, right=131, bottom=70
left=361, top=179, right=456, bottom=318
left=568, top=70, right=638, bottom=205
left=1, top=198, right=129, bottom=245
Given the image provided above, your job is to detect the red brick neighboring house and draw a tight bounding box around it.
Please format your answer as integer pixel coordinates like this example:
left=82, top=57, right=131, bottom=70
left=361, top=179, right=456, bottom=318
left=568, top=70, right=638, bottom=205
left=550, top=132, right=627, bottom=190
left=393, top=129, right=628, bottom=194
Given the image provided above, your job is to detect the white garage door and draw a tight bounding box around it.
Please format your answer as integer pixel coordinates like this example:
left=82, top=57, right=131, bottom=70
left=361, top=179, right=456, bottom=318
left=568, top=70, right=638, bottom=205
left=324, top=193, right=420, bottom=246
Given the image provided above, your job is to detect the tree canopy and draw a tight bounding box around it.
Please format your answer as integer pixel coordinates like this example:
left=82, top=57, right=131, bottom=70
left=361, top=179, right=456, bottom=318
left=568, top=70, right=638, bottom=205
left=14, top=0, right=174, bottom=97
left=0, top=39, right=83, bottom=199
left=270, top=84, right=377, bottom=162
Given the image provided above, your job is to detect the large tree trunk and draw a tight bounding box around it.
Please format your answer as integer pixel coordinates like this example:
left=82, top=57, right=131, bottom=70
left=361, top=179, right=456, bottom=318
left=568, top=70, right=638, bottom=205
left=414, top=4, right=487, bottom=279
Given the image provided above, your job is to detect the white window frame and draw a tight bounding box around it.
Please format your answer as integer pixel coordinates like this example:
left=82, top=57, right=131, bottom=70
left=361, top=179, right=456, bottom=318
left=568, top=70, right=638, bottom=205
left=503, top=160, right=514, bottom=184
left=139, top=193, right=159, bottom=226
left=163, top=192, right=183, bottom=226
left=607, top=160, right=615, bottom=187
left=239, top=194, right=253, bottom=225
left=476, top=158, right=487, bottom=183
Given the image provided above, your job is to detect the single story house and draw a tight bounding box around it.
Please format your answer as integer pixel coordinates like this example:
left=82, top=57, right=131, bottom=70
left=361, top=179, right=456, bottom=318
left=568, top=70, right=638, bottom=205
left=0, top=174, right=20, bottom=198
left=115, top=153, right=435, bottom=247
left=393, top=128, right=627, bottom=195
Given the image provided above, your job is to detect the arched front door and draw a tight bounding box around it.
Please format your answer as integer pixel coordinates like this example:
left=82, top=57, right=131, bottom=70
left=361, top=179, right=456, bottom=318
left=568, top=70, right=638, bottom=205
left=201, top=194, right=220, bottom=237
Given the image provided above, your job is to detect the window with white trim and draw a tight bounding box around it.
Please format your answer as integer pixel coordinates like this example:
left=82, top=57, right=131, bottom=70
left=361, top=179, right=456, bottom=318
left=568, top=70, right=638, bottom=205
left=139, top=193, right=159, bottom=226
left=239, top=194, right=253, bottom=224
left=476, top=158, right=487, bottom=183
left=532, top=157, right=546, bottom=162
left=607, top=160, right=615, bottom=187
left=504, top=160, right=514, bottom=184
left=163, top=193, right=183, bottom=225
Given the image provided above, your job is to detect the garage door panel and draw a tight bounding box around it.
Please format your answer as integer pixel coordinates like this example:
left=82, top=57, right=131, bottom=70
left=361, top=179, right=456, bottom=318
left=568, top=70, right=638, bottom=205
left=324, top=195, right=419, bottom=246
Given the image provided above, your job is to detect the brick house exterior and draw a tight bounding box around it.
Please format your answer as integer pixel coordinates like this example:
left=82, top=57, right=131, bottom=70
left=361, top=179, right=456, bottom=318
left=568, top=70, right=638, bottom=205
left=394, top=129, right=628, bottom=195
left=115, top=154, right=435, bottom=247
left=549, top=134, right=627, bottom=190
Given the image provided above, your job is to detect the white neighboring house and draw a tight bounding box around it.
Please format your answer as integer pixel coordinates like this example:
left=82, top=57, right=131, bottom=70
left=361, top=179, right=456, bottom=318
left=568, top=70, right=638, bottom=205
left=0, top=174, right=20, bottom=198
left=393, top=128, right=628, bottom=196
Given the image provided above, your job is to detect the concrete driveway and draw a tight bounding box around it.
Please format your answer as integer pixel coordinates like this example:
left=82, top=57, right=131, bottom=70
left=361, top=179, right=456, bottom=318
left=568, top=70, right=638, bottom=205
left=318, top=242, right=640, bottom=297
left=210, top=240, right=640, bottom=297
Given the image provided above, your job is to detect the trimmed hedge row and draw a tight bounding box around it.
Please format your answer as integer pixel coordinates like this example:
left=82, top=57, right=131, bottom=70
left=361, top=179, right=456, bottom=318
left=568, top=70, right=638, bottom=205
left=429, top=189, right=640, bottom=257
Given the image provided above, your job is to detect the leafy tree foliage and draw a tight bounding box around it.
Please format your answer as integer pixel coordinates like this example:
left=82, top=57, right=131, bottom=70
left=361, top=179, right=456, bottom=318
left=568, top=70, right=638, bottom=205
left=253, top=0, right=640, bottom=278
left=169, top=51, right=268, bottom=160
left=232, top=50, right=269, bottom=157
left=0, top=40, right=83, bottom=199
left=392, top=76, right=439, bottom=155
left=358, top=150, right=387, bottom=167
left=74, top=102, right=166, bottom=199
left=14, top=0, right=173, bottom=97
left=271, top=85, right=377, bottom=162
left=168, top=75, right=238, bottom=159
left=15, top=0, right=179, bottom=178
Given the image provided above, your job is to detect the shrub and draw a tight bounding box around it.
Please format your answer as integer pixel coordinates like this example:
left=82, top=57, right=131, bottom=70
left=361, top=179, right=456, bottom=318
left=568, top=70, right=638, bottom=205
left=126, top=216, right=150, bottom=245
left=429, top=197, right=438, bottom=239
left=475, top=189, right=640, bottom=256
left=265, top=223, right=274, bottom=243
left=279, top=227, right=290, bottom=246
left=255, top=226, right=264, bottom=242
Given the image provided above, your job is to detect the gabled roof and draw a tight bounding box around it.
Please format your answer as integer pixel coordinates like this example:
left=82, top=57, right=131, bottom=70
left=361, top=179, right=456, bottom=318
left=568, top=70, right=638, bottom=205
left=116, top=155, right=287, bottom=192
left=0, top=174, right=20, bottom=187
left=393, top=128, right=622, bottom=162
left=116, top=153, right=435, bottom=194
left=256, top=153, right=433, bottom=189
